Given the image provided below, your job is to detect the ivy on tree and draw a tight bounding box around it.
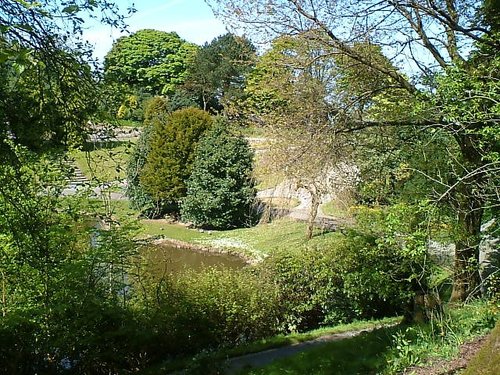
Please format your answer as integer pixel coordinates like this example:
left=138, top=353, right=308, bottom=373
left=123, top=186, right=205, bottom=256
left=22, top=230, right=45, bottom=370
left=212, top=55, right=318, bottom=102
left=181, top=120, right=256, bottom=229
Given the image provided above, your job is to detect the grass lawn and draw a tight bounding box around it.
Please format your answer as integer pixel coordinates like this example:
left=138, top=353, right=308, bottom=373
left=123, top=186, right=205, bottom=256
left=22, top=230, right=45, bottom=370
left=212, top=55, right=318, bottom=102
left=321, top=199, right=354, bottom=218
left=101, top=199, right=339, bottom=259
left=71, top=140, right=135, bottom=183
left=240, top=324, right=399, bottom=375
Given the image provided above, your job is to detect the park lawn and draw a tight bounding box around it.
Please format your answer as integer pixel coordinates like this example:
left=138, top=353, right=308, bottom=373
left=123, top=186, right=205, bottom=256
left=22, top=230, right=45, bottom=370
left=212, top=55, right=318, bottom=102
left=71, top=140, right=135, bottom=183
left=321, top=199, right=353, bottom=218
left=104, top=199, right=339, bottom=259
left=138, top=217, right=340, bottom=260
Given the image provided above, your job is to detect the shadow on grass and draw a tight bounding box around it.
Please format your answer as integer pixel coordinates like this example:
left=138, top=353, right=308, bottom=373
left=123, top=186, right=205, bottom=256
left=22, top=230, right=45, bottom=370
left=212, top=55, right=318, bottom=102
left=239, top=325, right=404, bottom=375
left=82, top=140, right=133, bottom=151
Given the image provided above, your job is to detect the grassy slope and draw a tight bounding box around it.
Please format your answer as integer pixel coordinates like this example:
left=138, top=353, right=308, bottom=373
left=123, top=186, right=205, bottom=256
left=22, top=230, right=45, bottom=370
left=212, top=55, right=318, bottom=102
left=462, top=319, right=500, bottom=375
left=141, top=317, right=401, bottom=374
left=238, top=301, right=499, bottom=375
left=71, top=141, right=135, bottom=183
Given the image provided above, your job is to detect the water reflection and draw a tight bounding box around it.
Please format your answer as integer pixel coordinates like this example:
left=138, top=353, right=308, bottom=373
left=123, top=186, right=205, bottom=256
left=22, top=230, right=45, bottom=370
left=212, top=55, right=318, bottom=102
left=141, top=244, right=247, bottom=275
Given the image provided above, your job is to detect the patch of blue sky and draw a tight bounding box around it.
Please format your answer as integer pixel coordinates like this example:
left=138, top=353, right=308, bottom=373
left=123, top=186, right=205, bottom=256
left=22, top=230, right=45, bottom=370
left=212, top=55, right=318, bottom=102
left=82, top=0, right=227, bottom=63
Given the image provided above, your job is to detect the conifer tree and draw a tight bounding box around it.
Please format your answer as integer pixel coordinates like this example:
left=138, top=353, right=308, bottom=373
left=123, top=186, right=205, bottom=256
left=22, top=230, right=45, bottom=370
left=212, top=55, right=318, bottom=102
left=181, top=120, right=256, bottom=229
left=140, top=107, right=213, bottom=215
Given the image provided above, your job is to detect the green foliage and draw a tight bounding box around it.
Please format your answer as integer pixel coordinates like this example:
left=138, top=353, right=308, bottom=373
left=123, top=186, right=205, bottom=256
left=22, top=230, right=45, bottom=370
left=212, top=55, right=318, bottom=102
left=0, top=1, right=128, bottom=153
left=384, top=300, right=498, bottom=374
left=139, top=107, right=213, bottom=216
left=241, top=300, right=498, bottom=375
left=0, top=46, right=97, bottom=153
left=0, top=145, right=141, bottom=373
left=181, top=120, right=256, bottom=229
left=183, top=33, right=256, bottom=112
left=129, top=266, right=282, bottom=358
left=126, top=97, right=169, bottom=215
left=257, top=202, right=443, bottom=332
left=104, top=29, right=197, bottom=95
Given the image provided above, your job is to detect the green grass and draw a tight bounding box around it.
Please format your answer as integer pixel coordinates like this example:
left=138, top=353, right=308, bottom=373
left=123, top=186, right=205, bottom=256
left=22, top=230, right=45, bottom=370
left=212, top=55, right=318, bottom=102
left=141, top=317, right=401, bottom=374
left=71, top=141, right=135, bottom=183
left=238, top=300, right=499, bottom=375
left=321, top=200, right=352, bottom=218
left=100, top=198, right=340, bottom=260
left=115, top=119, right=143, bottom=128
left=194, top=218, right=340, bottom=259
left=462, top=319, right=500, bottom=375
left=225, top=317, right=401, bottom=358
left=240, top=325, right=399, bottom=375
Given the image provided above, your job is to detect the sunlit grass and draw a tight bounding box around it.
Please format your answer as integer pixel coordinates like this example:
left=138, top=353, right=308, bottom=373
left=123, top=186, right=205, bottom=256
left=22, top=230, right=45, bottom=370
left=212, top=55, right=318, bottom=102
left=142, top=317, right=401, bottom=375
left=238, top=300, right=499, bottom=375
left=71, top=141, right=135, bottom=183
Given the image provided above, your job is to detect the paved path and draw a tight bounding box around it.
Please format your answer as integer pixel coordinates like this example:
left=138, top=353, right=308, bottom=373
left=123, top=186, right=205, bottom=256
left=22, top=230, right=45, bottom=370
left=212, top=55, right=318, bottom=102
left=257, top=180, right=343, bottom=229
left=223, top=325, right=392, bottom=374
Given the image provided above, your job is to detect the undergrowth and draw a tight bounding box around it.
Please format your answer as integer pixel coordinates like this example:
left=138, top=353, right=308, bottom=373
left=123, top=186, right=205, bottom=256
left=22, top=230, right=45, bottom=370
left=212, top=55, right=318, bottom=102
left=239, top=299, right=498, bottom=375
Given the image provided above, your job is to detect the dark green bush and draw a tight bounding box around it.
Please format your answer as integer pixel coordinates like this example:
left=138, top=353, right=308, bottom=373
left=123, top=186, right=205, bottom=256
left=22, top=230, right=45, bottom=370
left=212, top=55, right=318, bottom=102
left=181, top=120, right=257, bottom=229
left=140, top=107, right=213, bottom=216
left=126, top=96, right=169, bottom=216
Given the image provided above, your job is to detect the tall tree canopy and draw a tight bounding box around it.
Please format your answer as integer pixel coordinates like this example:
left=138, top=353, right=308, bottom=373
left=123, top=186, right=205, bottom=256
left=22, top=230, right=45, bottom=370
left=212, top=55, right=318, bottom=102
left=207, top=0, right=500, bottom=301
left=183, top=33, right=256, bottom=112
left=104, top=29, right=197, bottom=95
left=0, top=0, right=129, bottom=154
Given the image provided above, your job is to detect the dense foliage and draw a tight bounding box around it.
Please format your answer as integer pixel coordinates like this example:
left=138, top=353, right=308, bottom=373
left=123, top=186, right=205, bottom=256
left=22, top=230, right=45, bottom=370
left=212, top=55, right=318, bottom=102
left=183, top=33, right=256, bottom=112
left=139, top=107, right=213, bottom=216
left=104, top=29, right=197, bottom=96
left=208, top=0, right=500, bottom=302
left=181, top=121, right=256, bottom=229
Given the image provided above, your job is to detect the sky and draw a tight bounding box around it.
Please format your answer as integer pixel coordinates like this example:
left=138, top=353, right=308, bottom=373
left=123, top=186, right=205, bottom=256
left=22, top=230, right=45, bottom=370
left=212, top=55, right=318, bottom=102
left=83, top=0, right=228, bottom=62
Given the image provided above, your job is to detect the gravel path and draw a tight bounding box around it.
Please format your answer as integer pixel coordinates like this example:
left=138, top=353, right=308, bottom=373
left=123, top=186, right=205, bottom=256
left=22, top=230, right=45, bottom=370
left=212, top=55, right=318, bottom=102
left=257, top=180, right=342, bottom=228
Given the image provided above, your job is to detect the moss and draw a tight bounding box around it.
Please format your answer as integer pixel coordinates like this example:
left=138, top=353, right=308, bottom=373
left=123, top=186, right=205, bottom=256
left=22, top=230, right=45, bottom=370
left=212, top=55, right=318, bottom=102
left=462, top=320, right=500, bottom=375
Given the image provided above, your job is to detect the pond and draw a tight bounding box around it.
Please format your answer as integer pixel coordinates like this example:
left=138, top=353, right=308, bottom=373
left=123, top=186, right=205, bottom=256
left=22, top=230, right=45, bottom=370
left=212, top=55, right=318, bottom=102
left=141, top=243, right=247, bottom=275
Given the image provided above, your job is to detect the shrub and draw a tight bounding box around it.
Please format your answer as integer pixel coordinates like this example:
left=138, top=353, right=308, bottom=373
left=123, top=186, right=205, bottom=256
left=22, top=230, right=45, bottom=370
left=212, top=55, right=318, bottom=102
left=181, top=120, right=257, bottom=229
left=258, top=206, right=435, bottom=333
left=130, top=266, right=282, bottom=357
left=139, top=107, right=213, bottom=216
left=126, top=97, right=170, bottom=216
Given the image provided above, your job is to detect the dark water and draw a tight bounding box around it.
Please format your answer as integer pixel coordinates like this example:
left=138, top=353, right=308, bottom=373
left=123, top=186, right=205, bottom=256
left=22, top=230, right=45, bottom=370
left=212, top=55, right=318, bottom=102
left=142, top=244, right=247, bottom=274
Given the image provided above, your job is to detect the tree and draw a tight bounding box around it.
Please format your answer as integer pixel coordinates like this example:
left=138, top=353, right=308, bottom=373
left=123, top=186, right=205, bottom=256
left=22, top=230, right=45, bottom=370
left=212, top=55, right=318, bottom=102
left=126, top=97, right=170, bottom=215
left=183, top=33, right=256, bottom=112
left=0, top=0, right=128, bottom=154
left=104, top=29, right=197, bottom=95
left=140, top=107, right=213, bottom=216
left=0, top=2, right=145, bottom=371
left=244, top=33, right=355, bottom=239
left=181, top=120, right=256, bottom=229
left=207, top=0, right=500, bottom=301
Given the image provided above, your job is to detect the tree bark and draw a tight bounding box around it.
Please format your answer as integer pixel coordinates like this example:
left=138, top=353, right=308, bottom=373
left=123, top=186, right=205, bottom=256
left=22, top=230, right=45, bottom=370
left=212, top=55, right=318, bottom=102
left=306, top=190, right=320, bottom=240
left=450, top=190, right=483, bottom=302
left=450, top=132, right=485, bottom=302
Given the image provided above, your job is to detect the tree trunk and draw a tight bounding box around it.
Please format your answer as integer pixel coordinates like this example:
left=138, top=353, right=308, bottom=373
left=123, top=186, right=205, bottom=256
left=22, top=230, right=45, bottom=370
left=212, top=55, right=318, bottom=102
left=306, top=191, right=320, bottom=240
left=450, top=132, right=485, bottom=302
left=450, top=191, right=483, bottom=302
